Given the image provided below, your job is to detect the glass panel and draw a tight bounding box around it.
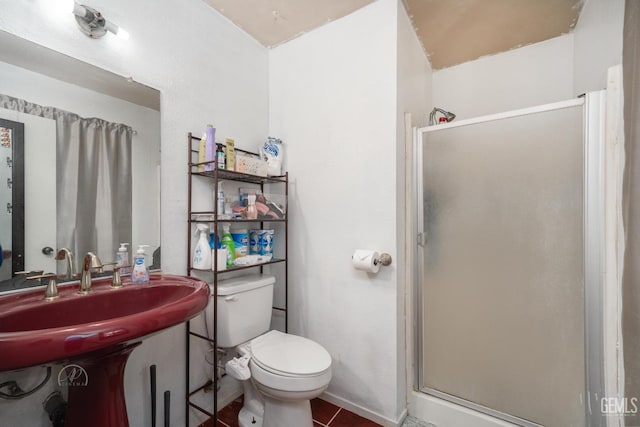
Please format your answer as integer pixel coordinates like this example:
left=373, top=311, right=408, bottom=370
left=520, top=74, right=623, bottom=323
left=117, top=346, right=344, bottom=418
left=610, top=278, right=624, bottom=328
left=421, top=106, right=585, bottom=427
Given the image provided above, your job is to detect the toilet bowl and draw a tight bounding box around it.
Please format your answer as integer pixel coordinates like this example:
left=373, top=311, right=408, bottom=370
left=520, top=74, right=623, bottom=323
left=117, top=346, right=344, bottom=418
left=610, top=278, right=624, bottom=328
left=206, top=275, right=332, bottom=427
left=248, top=330, right=332, bottom=427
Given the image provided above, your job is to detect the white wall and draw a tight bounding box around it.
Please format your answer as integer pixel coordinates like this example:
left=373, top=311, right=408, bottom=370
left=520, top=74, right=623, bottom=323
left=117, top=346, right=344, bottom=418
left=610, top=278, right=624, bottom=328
left=0, top=60, right=161, bottom=257
left=573, top=0, right=625, bottom=96
left=269, top=0, right=408, bottom=424
left=432, top=35, right=575, bottom=120
left=0, top=0, right=269, bottom=425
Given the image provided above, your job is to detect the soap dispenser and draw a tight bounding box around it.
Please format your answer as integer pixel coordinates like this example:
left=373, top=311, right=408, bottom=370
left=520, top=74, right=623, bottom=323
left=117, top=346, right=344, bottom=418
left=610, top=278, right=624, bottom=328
left=131, top=245, right=150, bottom=284
left=116, top=243, right=130, bottom=274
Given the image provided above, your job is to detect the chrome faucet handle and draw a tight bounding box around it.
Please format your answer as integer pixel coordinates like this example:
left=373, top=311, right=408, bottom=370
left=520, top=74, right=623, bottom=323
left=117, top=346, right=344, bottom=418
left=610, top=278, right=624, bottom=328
left=26, top=273, right=59, bottom=300
left=55, top=248, right=75, bottom=279
left=15, top=270, right=44, bottom=276
left=111, top=266, right=123, bottom=289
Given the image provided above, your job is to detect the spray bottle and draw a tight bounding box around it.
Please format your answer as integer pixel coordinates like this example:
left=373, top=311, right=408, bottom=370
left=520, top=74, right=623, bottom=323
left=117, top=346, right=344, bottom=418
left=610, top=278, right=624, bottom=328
left=220, top=224, right=236, bottom=267
left=131, top=245, right=150, bottom=284
left=193, top=224, right=212, bottom=270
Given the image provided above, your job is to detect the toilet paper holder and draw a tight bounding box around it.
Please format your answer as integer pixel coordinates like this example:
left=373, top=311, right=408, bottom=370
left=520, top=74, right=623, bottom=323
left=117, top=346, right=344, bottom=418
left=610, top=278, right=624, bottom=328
left=375, top=253, right=392, bottom=267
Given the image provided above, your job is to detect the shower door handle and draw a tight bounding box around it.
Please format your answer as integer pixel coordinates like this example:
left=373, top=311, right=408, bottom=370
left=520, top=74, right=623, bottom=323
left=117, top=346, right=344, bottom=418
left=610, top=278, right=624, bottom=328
left=417, top=232, right=426, bottom=247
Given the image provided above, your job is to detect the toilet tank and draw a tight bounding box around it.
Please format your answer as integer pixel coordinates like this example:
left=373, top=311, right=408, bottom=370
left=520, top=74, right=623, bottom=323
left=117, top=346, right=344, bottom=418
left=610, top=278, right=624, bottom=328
left=206, top=274, right=275, bottom=348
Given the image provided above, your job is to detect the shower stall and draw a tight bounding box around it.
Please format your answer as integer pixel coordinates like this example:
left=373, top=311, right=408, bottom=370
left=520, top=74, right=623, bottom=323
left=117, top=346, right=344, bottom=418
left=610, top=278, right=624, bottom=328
left=413, top=93, right=618, bottom=427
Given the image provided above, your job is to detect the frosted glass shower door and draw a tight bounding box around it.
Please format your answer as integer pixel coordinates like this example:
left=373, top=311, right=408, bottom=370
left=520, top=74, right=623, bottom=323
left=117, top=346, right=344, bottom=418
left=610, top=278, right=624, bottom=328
left=419, top=103, right=585, bottom=426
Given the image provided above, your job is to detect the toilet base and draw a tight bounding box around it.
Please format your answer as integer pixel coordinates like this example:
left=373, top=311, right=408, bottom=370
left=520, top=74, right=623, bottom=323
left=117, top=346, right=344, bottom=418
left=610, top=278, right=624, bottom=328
left=239, top=407, right=263, bottom=427
left=262, top=396, right=313, bottom=427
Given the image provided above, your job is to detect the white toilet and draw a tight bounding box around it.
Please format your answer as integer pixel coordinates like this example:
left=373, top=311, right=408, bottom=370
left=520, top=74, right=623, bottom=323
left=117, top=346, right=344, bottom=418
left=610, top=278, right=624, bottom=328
left=205, top=274, right=332, bottom=427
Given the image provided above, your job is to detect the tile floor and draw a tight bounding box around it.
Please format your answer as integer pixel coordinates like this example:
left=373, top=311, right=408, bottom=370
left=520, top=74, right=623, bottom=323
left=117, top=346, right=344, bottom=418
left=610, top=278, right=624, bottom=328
left=199, top=396, right=382, bottom=427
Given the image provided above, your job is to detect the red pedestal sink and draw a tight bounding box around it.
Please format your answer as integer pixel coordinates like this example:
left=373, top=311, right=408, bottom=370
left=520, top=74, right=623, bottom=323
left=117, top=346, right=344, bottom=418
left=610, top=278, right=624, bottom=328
left=0, top=273, right=209, bottom=426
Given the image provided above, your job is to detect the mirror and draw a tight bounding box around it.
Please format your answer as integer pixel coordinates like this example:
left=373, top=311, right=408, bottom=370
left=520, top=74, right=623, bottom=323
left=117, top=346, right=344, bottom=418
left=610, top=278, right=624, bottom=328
left=0, top=118, right=24, bottom=279
left=0, top=31, right=161, bottom=292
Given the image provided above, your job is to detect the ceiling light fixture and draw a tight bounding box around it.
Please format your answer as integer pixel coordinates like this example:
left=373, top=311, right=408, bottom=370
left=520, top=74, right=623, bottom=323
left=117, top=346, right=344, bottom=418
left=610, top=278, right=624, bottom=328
left=72, top=3, right=129, bottom=40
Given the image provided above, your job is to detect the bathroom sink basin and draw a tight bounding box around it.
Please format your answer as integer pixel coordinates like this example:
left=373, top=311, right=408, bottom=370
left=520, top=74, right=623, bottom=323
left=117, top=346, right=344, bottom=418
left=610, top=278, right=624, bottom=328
left=0, top=273, right=209, bottom=371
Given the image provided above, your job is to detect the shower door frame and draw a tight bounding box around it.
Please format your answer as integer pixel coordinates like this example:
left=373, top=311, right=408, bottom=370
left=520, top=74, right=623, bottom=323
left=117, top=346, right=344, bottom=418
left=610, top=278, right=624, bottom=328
left=413, top=95, right=607, bottom=427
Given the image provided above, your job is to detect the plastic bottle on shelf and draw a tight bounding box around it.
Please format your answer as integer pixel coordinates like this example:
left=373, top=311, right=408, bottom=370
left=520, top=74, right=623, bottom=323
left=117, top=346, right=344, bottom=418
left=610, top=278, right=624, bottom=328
left=193, top=224, right=212, bottom=270
left=131, top=245, right=150, bottom=284
left=224, top=197, right=233, bottom=217
left=116, top=242, right=130, bottom=275
left=205, top=125, right=216, bottom=172
left=247, top=194, right=258, bottom=220
left=216, top=188, right=225, bottom=218
left=216, top=144, right=225, bottom=170
left=220, top=224, right=236, bottom=267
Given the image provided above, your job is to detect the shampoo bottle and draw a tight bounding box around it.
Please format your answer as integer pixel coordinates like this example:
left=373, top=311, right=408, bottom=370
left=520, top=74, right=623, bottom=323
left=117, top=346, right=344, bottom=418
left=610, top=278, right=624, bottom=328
left=132, top=245, right=150, bottom=284
left=220, top=224, right=236, bottom=267
left=193, top=224, right=212, bottom=270
left=116, top=242, right=130, bottom=275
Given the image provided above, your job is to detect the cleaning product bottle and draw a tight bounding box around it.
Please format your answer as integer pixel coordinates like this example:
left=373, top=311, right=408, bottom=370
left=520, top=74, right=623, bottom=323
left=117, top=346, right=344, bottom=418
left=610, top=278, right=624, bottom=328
left=116, top=243, right=130, bottom=275
left=131, top=245, right=150, bottom=284
left=247, top=194, right=258, bottom=220
left=193, top=224, right=212, bottom=270
left=220, top=224, right=236, bottom=267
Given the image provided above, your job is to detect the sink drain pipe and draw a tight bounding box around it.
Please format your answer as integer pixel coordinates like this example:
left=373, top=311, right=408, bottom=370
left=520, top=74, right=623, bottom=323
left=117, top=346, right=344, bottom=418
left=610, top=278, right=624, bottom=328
left=43, top=391, right=66, bottom=427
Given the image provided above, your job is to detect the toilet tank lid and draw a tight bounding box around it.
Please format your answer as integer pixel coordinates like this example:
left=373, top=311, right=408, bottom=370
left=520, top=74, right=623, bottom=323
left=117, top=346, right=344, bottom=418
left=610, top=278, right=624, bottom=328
left=214, top=274, right=275, bottom=296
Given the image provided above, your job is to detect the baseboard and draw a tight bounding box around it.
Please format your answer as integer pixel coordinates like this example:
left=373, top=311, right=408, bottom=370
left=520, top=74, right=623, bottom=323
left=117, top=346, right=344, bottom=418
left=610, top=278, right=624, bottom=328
left=320, top=391, right=407, bottom=427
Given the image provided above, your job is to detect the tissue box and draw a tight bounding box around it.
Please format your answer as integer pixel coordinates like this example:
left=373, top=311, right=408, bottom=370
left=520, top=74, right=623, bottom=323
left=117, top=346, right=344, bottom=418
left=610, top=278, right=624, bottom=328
left=235, top=152, right=267, bottom=176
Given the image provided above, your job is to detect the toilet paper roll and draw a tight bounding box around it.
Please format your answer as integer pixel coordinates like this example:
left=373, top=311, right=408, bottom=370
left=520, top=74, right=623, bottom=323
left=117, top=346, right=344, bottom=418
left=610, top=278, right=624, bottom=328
left=352, top=249, right=380, bottom=273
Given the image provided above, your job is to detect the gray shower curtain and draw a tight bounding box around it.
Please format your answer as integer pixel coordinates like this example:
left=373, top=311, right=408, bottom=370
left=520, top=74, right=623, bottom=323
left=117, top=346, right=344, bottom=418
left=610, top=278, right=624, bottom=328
left=622, top=0, right=640, bottom=424
left=0, top=94, right=132, bottom=271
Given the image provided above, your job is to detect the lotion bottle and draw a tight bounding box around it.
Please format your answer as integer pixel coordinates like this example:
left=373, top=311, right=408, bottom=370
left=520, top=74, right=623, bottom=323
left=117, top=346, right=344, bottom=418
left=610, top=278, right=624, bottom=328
left=131, top=245, right=150, bottom=284
left=116, top=243, right=130, bottom=275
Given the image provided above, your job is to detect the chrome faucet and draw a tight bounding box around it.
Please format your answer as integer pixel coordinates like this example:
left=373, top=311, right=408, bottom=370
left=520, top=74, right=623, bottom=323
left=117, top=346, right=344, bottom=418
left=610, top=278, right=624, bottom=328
left=25, top=273, right=59, bottom=300
left=79, top=252, right=102, bottom=294
left=55, top=248, right=75, bottom=279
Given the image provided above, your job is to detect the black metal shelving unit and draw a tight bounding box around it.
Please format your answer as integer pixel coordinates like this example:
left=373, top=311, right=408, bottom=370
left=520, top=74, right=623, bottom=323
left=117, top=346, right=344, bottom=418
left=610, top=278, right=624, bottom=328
left=185, top=132, right=288, bottom=426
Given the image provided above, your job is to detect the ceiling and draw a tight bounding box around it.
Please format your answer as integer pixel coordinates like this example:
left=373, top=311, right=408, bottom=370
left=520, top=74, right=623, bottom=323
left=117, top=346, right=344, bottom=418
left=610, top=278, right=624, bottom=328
left=204, top=0, right=584, bottom=70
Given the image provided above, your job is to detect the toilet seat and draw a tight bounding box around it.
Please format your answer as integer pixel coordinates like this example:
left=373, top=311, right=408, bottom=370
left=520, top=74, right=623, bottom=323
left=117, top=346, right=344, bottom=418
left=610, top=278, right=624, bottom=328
left=249, top=330, right=332, bottom=392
